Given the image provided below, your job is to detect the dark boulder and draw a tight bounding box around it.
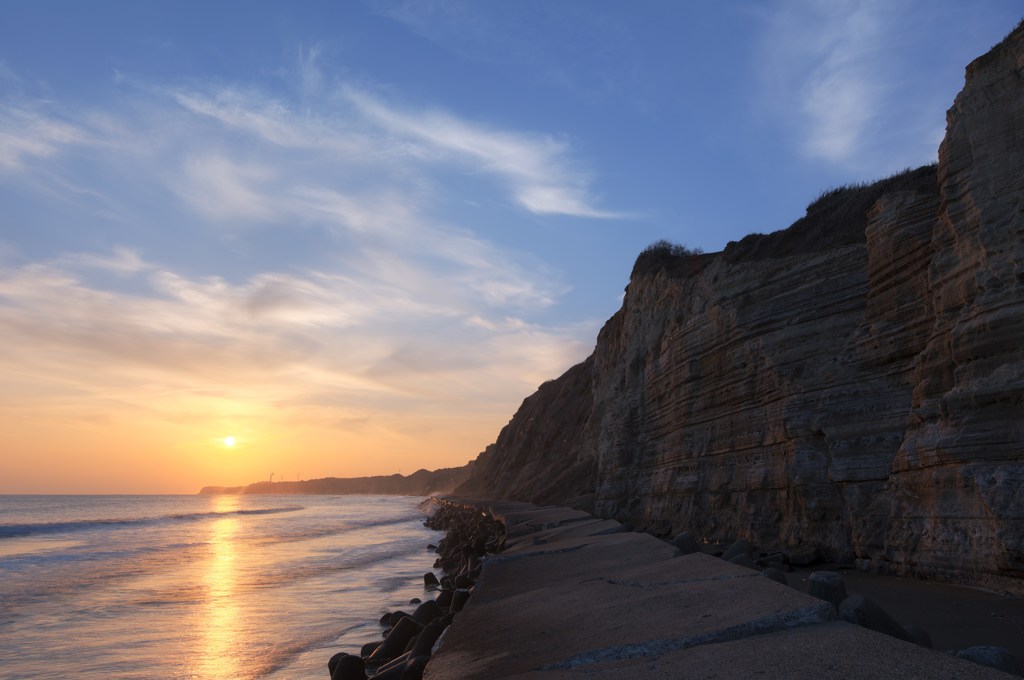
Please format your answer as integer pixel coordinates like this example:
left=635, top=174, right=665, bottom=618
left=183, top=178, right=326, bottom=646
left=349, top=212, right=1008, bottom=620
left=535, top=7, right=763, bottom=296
left=672, top=531, right=701, bottom=555
left=956, top=646, right=1022, bottom=675
left=329, top=653, right=367, bottom=680
left=808, top=571, right=848, bottom=610
left=839, top=595, right=915, bottom=643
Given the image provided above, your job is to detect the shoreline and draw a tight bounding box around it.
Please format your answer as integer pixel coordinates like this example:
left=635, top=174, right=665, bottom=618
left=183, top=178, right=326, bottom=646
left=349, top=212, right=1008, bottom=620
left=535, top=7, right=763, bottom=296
left=417, top=498, right=1021, bottom=679
left=324, top=498, right=504, bottom=679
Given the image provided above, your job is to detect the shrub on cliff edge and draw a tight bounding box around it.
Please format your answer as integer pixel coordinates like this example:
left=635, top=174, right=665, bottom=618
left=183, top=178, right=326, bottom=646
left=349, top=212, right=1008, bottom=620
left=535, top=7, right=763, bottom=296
left=631, top=239, right=709, bottom=279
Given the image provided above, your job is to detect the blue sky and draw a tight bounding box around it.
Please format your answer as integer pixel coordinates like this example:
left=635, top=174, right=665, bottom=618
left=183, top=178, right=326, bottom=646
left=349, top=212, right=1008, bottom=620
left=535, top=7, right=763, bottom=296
left=0, top=1, right=1020, bottom=492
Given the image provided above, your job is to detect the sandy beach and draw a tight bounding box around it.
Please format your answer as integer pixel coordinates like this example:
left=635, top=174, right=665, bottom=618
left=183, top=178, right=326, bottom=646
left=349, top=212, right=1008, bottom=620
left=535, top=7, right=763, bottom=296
left=788, top=564, right=1024, bottom=663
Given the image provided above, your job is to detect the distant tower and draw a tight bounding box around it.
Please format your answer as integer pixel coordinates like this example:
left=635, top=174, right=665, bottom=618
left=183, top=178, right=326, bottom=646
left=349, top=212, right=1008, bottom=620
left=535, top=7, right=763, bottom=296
left=269, top=472, right=275, bottom=483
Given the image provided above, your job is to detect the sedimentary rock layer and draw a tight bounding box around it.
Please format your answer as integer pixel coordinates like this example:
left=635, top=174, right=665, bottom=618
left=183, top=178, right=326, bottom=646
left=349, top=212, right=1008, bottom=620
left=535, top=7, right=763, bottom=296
left=456, top=22, right=1024, bottom=593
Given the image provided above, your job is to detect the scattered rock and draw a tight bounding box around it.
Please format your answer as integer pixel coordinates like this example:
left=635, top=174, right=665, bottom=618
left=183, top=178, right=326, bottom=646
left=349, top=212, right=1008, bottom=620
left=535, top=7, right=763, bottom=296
left=839, top=595, right=915, bottom=643
left=411, top=599, right=442, bottom=625
left=373, top=651, right=412, bottom=676
left=411, top=622, right=446, bottom=657
left=435, top=589, right=454, bottom=609
left=672, top=531, right=701, bottom=555
left=329, top=499, right=507, bottom=679
left=449, top=589, right=471, bottom=614
left=388, top=611, right=412, bottom=627
left=808, top=571, right=848, bottom=609
left=761, top=567, right=788, bottom=585
left=402, top=655, right=429, bottom=680
left=955, top=646, right=1022, bottom=675
left=367, top=617, right=422, bottom=666
left=372, top=659, right=409, bottom=679
left=328, top=652, right=367, bottom=680
left=756, top=552, right=792, bottom=570
left=722, top=539, right=754, bottom=562
left=903, top=624, right=933, bottom=649
left=727, top=553, right=755, bottom=568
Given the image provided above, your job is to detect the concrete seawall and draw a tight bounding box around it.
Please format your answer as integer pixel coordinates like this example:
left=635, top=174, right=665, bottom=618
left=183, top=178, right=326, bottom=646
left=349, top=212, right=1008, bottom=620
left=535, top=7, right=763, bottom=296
left=424, top=499, right=1017, bottom=679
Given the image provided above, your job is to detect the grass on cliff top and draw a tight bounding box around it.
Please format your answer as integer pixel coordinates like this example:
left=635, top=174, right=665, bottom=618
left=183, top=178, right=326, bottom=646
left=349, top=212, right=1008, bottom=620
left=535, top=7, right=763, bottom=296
left=721, top=163, right=938, bottom=263
left=970, top=17, right=1024, bottom=74
left=632, top=164, right=939, bottom=278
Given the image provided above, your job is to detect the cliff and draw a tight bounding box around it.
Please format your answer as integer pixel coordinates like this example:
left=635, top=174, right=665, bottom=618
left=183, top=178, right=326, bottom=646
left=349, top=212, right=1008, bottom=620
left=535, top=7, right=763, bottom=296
left=456, top=21, right=1024, bottom=593
left=198, top=465, right=471, bottom=496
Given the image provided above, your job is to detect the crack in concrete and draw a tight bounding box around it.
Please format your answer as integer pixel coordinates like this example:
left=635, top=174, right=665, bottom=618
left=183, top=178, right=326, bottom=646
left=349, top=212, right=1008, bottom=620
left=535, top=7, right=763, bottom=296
left=484, top=543, right=590, bottom=565
left=605, top=572, right=759, bottom=588
left=537, top=603, right=836, bottom=671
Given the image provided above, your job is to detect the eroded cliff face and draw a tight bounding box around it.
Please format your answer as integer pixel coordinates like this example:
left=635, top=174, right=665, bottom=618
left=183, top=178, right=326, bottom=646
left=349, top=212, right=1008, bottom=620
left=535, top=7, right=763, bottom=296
left=456, top=23, right=1024, bottom=592
left=859, top=28, right=1024, bottom=589
left=455, top=357, right=596, bottom=509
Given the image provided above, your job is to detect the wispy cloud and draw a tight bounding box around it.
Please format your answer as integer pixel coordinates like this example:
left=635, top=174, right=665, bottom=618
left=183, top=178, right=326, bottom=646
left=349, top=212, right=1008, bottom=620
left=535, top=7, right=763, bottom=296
left=166, top=79, right=623, bottom=219
left=0, top=54, right=607, bottom=487
left=0, top=105, right=87, bottom=171
left=756, top=0, right=894, bottom=164
left=56, top=247, right=150, bottom=274
left=298, top=44, right=324, bottom=100
left=176, top=153, right=279, bottom=222
left=0, top=249, right=584, bottom=418
left=345, top=88, right=622, bottom=218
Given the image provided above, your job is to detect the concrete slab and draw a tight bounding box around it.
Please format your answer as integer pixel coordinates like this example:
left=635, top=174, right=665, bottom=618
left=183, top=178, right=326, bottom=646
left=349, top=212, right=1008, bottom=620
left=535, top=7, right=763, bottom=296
left=489, top=503, right=556, bottom=520
left=608, top=551, right=770, bottom=584
left=498, top=622, right=1018, bottom=679
left=501, top=507, right=594, bottom=537
left=426, top=542, right=835, bottom=678
left=423, top=500, right=1018, bottom=679
left=483, top=530, right=678, bottom=576
left=505, top=518, right=626, bottom=552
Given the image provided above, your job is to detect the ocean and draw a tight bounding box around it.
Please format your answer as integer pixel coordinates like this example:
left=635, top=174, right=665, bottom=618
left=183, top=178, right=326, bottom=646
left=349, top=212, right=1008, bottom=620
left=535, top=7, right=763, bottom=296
left=0, top=494, right=443, bottom=679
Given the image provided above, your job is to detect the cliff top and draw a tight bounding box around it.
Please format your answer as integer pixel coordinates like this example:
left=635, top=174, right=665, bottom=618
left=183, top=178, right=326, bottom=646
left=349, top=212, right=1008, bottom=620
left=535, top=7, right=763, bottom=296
left=722, top=164, right=939, bottom=263
left=632, top=163, right=939, bottom=281
left=967, top=17, right=1024, bottom=75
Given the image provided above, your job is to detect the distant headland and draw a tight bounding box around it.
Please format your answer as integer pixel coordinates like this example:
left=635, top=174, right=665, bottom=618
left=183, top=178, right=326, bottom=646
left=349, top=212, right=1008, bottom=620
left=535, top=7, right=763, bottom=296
left=198, top=465, right=471, bottom=496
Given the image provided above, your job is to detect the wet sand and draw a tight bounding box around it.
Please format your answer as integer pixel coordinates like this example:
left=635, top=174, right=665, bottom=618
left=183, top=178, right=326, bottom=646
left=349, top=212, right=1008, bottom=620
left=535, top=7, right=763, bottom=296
left=787, top=564, right=1024, bottom=662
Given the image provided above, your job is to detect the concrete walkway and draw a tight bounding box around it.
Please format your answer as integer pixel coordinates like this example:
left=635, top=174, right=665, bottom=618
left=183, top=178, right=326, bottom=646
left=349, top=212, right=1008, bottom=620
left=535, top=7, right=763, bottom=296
left=424, top=500, right=1016, bottom=679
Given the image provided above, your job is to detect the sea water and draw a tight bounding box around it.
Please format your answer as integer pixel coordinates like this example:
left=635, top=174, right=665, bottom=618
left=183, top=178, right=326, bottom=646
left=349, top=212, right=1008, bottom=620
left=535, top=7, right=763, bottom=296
left=0, top=494, right=442, bottom=679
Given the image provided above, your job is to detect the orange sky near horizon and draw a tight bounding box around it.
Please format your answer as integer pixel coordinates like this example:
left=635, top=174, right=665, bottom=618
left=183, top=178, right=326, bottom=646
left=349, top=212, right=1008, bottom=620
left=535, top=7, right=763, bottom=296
left=0, top=392, right=524, bottom=494
left=0, top=241, right=590, bottom=495
left=0, top=240, right=591, bottom=495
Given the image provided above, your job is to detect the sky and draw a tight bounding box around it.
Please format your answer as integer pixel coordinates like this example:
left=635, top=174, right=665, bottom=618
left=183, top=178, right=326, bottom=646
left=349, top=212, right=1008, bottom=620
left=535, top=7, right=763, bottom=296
left=1, top=1, right=1020, bottom=494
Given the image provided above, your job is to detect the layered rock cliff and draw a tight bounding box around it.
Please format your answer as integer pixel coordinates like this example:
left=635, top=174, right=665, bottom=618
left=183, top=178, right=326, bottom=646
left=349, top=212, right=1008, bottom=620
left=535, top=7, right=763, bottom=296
left=456, top=22, right=1024, bottom=593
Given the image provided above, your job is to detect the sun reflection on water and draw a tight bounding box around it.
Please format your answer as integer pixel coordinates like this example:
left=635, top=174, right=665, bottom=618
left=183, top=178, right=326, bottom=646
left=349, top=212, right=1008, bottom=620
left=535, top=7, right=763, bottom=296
left=196, top=495, right=242, bottom=678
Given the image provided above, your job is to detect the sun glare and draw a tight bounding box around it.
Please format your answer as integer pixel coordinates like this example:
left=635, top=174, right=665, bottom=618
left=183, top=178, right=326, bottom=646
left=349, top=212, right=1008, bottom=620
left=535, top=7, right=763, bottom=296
left=224, top=436, right=236, bottom=447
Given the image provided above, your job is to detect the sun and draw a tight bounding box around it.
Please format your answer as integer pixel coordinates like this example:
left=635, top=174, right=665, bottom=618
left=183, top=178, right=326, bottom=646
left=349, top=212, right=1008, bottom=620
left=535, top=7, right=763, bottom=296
left=224, top=436, right=236, bottom=447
